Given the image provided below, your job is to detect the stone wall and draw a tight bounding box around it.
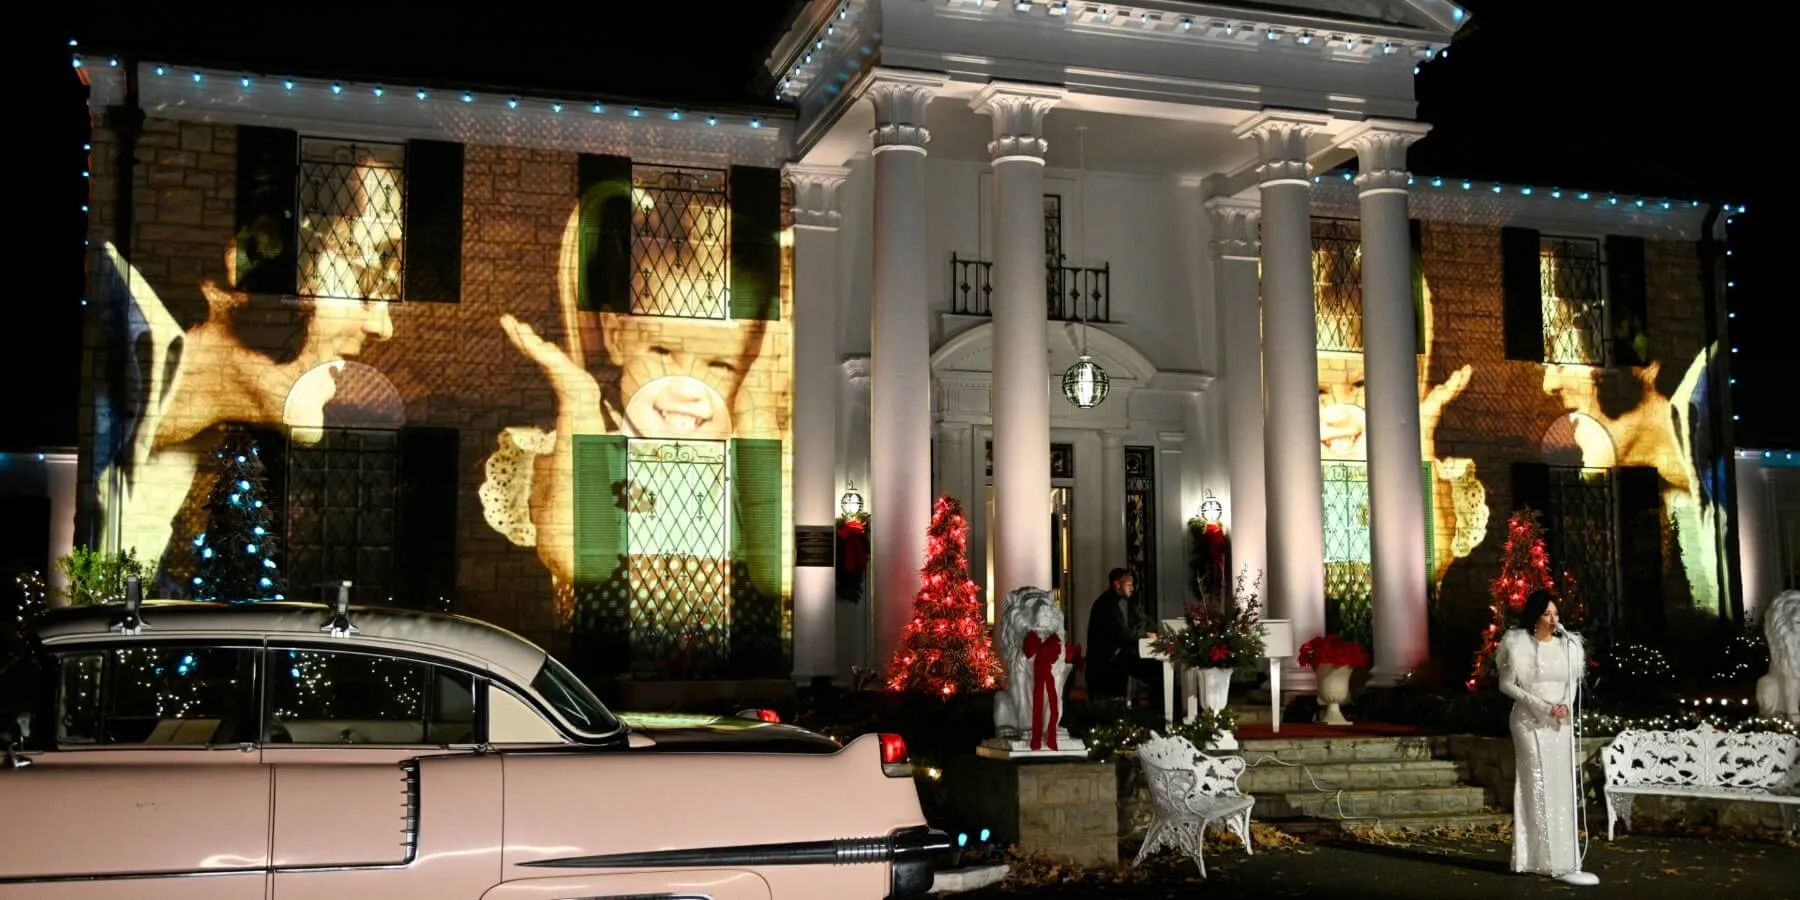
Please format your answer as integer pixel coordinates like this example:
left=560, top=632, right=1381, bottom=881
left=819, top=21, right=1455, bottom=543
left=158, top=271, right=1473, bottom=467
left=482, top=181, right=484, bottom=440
left=945, top=755, right=1119, bottom=866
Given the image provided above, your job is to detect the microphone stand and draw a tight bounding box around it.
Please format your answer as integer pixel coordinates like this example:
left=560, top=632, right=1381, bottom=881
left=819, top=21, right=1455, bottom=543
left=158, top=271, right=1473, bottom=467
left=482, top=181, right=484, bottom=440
left=1555, top=626, right=1599, bottom=887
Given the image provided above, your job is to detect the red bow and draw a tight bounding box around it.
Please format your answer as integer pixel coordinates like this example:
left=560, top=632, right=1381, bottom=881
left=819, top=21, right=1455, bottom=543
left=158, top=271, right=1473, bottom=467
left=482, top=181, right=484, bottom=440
left=836, top=519, right=869, bottom=576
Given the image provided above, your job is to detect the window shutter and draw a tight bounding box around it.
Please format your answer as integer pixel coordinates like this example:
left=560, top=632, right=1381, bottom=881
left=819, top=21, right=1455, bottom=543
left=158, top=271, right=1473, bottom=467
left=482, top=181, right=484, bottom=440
left=1510, top=460, right=1551, bottom=517
left=234, top=126, right=299, bottom=296
left=572, top=434, right=631, bottom=669
left=729, top=438, right=784, bottom=672
left=1605, top=235, right=1649, bottom=367
left=1501, top=226, right=1544, bottom=362
left=1615, top=466, right=1664, bottom=638
left=1409, top=218, right=1426, bottom=356
left=403, top=140, right=464, bottom=303
left=397, top=427, right=459, bottom=609
left=577, top=155, right=633, bottom=313
left=728, top=166, right=782, bottom=321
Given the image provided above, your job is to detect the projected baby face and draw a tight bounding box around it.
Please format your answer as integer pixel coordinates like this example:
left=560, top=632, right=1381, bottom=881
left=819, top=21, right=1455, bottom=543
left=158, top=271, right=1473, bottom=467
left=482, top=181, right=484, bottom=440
left=605, top=314, right=750, bottom=440
left=1318, top=353, right=1367, bottom=460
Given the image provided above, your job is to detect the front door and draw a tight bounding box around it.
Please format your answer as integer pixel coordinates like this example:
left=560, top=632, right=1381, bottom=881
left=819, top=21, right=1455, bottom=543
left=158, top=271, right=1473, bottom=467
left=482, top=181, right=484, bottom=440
left=0, top=644, right=269, bottom=900
left=1050, top=486, right=1074, bottom=624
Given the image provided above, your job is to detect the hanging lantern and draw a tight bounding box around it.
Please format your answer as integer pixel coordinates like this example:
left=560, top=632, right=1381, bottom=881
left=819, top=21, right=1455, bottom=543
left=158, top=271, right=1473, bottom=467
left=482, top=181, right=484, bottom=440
left=1062, top=354, right=1109, bottom=409
left=839, top=480, right=865, bottom=518
left=1198, top=490, right=1225, bottom=524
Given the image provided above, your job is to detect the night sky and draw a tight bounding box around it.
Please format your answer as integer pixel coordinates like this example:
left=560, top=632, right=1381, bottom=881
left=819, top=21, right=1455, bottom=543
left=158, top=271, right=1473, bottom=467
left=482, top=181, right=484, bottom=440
left=6, top=0, right=1782, bottom=451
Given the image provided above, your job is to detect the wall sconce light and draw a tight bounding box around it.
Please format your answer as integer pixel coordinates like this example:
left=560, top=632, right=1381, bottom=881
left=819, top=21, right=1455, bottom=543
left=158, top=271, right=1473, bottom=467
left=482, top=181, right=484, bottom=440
left=1198, top=491, right=1224, bottom=524
left=839, top=480, right=865, bottom=518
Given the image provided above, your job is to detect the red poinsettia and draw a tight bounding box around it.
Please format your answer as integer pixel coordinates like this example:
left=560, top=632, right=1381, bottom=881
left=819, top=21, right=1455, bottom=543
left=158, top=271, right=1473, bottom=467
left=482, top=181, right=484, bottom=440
left=1297, top=634, right=1371, bottom=671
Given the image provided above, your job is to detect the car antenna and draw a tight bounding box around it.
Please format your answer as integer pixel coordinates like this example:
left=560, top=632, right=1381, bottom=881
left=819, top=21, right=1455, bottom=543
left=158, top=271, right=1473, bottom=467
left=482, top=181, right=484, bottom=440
left=108, top=575, right=149, bottom=635
left=322, top=581, right=359, bottom=638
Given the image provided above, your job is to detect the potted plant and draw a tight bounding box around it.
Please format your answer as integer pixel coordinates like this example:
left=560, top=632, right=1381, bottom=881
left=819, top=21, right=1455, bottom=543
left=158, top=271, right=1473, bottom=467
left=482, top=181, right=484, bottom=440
left=1297, top=634, right=1371, bottom=726
left=1148, top=569, right=1266, bottom=734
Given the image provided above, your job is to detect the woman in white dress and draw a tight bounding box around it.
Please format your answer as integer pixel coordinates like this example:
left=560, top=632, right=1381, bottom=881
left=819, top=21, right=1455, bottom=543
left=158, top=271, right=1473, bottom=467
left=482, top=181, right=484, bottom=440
left=1496, top=590, right=1596, bottom=885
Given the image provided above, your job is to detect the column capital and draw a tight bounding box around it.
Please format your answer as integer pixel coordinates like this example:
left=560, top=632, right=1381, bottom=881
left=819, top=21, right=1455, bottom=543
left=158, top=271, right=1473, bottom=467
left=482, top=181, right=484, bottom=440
left=864, top=69, right=949, bottom=154
left=1233, top=110, right=1333, bottom=186
left=969, top=82, right=1065, bottom=163
left=841, top=354, right=872, bottom=390
left=1336, top=119, right=1432, bottom=196
left=1204, top=197, right=1262, bottom=261
left=785, top=164, right=850, bottom=230
left=1100, top=431, right=1127, bottom=450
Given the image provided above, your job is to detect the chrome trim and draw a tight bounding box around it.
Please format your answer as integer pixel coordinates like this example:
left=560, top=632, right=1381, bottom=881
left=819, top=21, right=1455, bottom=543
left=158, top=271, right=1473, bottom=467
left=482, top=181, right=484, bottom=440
left=521, top=826, right=941, bottom=870
left=0, top=867, right=266, bottom=885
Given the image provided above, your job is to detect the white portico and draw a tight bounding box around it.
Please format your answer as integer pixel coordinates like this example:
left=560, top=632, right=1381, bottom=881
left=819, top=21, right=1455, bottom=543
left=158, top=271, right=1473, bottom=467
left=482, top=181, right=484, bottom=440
left=765, top=0, right=1463, bottom=685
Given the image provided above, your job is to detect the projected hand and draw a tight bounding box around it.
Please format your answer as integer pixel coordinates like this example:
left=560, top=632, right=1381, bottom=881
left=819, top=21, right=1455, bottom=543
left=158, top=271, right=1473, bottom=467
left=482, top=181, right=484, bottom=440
left=501, top=314, right=603, bottom=414
left=1420, top=364, right=1472, bottom=464
left=1421, top=363, right=1476, bottom=587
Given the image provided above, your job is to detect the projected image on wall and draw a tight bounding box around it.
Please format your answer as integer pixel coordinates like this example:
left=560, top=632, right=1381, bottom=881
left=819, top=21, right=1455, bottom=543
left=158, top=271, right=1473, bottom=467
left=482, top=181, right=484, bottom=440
left=1310, top=217, right=1728, bottom=649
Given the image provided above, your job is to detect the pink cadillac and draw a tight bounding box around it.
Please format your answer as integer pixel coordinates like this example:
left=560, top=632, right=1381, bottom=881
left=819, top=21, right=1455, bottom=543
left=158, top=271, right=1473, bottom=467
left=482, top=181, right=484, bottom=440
left=0, top=589, right=945, bottom=899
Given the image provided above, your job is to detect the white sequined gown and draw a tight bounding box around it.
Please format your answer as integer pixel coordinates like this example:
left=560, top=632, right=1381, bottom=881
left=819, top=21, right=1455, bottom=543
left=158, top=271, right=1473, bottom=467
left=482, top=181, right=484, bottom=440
left=1496, top=628, right=1584, bottom=877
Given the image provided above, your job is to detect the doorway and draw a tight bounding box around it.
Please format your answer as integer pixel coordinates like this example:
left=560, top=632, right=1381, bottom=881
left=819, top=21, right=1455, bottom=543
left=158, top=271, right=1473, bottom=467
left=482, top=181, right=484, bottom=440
left=1050, top=486, right=1074, bottom=623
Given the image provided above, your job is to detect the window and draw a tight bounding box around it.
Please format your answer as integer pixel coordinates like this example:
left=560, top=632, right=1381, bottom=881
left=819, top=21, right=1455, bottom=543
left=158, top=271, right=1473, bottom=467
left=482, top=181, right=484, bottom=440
left=624, top=438, right=731, bottom=672
left=267, top=648, right=474, bottom=745
left=57, top=646, right=259, bottom=745
left=1540, top=236, right=1605, bottom=365
left=530, top=656, right=621, bottom=736
left=284, top=428, right=399, bottom=605
left=298, top=138, right=406, bottom=302
left=1312, top=217, right=1364, bottom=353
left=632, top=165, right=730, bottom=318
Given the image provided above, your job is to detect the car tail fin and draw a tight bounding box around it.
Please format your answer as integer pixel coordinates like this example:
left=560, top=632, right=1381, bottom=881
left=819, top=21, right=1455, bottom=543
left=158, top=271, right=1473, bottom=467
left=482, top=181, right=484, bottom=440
left=878, top=733, right=911, bottom=777
left=734, top=708, right=781, bottom=724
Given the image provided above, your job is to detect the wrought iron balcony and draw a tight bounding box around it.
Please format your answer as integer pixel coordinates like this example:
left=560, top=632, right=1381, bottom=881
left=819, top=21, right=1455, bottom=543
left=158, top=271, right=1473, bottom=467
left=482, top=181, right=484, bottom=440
left=949, top=253, right=1111, bottom=323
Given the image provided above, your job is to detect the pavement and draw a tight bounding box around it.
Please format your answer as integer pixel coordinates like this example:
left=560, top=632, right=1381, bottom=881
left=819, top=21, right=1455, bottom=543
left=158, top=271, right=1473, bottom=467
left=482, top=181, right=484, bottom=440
left=953, top=831, right=1800, bottom=899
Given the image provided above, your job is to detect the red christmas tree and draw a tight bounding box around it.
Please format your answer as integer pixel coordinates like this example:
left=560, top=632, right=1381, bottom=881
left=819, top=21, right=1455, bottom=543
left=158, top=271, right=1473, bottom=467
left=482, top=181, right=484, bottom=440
left=887, top=496, right=1003, bottom=698
left=1468, top=508, right=1575, bottom=688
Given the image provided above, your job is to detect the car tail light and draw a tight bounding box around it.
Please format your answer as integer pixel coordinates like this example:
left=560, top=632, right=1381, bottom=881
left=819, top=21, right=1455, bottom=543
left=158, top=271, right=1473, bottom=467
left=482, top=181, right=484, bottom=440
left=879, top=733, right=911, bottom=777
left=735, top=708, right=781, bottom=723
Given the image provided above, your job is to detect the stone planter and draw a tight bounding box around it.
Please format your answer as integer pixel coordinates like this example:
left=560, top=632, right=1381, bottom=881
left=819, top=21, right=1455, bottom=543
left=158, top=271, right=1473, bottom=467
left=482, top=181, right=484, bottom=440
left=1315, top=664, right=1353, bottom=726
left=1197, top=667, right=1237, bottom=750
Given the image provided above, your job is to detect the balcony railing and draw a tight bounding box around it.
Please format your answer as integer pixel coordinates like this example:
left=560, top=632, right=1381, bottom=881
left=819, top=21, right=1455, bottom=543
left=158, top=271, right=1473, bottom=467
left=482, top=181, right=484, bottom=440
left=950, top=253, right=1112, bottom=323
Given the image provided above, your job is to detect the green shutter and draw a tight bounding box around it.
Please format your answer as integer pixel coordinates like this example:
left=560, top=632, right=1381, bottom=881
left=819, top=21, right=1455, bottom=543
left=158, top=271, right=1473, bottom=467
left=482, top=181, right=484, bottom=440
left=577, top=154, right=633, bottom=313
left=1501, top=226, right=1544, bottom=362
left=397, top=427, right=460, bottom=608
left=403, top=140, right=464, bottom=303
left=234, top=126, right=298, bottom=296
left=1510, top=461, right=1551, bottom=516
left=728, top=166, right=782, bottom=321
left=1615, top=466, right=1664, bottom=638
left=573, top=434, right=630, bottom=668
left=1605, top=235, right=1649, bottom=367
left=729, top=438, right=784, bottom=672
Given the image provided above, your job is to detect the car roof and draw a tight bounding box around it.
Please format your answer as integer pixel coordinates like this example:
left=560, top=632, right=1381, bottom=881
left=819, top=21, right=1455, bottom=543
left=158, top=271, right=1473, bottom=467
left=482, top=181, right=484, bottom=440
left=29, top=601, right=550, bottom=687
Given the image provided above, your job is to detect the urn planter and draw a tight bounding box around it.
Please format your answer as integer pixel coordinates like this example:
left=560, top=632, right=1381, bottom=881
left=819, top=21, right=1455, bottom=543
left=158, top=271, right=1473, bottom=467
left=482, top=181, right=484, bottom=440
left=1316, top=663, right=1353, bottom=726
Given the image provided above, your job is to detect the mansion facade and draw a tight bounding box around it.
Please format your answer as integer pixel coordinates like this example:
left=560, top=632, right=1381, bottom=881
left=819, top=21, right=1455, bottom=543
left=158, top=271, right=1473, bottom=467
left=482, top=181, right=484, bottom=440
left=39, top=0, right=1753, bottom=690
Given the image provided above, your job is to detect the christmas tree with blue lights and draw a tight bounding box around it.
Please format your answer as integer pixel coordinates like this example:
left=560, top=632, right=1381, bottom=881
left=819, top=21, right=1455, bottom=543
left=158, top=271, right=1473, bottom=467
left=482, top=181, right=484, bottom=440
left=191, top=432, right=286, bottom=603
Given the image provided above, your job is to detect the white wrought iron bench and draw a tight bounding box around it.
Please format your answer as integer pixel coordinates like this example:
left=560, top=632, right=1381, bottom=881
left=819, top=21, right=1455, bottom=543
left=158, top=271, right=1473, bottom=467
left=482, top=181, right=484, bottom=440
left=1601, top=726, right=1800, bottom=839
left=1132, top=734, right=1255, bottom=878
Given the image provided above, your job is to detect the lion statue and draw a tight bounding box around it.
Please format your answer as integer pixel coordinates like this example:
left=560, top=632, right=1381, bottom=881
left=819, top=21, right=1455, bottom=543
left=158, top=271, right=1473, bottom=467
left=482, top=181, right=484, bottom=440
left=992, top=586, right=1071, bottom=742
left=1758, top=590, right=1800, bottom=721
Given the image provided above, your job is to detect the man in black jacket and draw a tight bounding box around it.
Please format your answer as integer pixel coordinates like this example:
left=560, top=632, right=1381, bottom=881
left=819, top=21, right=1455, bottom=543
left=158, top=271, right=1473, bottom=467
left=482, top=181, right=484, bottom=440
left=1086, top=567, right=1154, bottom=704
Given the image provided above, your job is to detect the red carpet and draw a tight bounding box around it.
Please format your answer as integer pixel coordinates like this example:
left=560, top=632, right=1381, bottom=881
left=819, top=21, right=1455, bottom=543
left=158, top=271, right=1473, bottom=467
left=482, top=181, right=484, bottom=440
left=1234, top=721, right=1436, bottom=739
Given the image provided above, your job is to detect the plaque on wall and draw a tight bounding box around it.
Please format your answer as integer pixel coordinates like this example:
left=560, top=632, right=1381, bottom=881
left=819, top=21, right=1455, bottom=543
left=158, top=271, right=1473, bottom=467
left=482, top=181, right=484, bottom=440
left=795, top=526, right=836, bottom=567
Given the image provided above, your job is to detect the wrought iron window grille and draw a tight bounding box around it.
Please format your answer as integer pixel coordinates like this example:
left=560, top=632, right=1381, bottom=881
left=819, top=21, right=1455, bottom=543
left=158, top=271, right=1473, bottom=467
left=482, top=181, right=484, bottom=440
left=1311, top=217, right=1364, bottom=353
left=1539, top=236, right=1607, bottom=366
left=631, top=165, right=731, bottom=320
left=949, top=254, right=1111, bottom=322
left=297, top=139, right=406, bottom=302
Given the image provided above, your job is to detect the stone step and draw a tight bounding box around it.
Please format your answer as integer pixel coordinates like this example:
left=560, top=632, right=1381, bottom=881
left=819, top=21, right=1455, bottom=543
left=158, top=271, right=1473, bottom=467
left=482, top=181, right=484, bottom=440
left=1269, top=811, right=1514, bottom=835
left=1227, top=703, right=1272, bottom=725
left=1238, top=758, right=1468, bottom=794
left=1257, top=785, right=1489, bottom=820
left=1236, top=735, right=1436, bottom=764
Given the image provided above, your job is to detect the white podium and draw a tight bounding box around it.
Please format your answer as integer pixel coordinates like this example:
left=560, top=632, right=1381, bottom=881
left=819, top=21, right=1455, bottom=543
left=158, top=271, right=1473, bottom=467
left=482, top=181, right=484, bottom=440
left=1140, top=618, right=1295, bottom=734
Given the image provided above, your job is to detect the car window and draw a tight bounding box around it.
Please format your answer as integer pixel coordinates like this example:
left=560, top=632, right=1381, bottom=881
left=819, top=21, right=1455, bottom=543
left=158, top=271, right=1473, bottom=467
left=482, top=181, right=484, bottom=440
left=57, top=646, right=259, bottom=746
left=266, top=648, right=475, bottom=745
left=529, top=656, right=620, bottom=737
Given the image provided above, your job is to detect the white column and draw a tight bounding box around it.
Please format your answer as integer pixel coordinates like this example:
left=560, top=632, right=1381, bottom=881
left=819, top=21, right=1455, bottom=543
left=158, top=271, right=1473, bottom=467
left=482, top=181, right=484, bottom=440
left=838, top=357, right=872, bottom=679
left=973, top=83, right=1064, bottom=600
left=786, top=164, right=849, bottom=683
left=1339, top=121, right=1433, bottom=686
left=865, top=71, right=945, bottom=669
left=1206, top=198, right=1266, bottom=594
left=937, top=422, right=973, bottom=513
left=1235, top=110, right=1331, bottom=691
left=1101, top=431, right=1127, bottom=579
left=1157, top=434, right=1187, bottom=619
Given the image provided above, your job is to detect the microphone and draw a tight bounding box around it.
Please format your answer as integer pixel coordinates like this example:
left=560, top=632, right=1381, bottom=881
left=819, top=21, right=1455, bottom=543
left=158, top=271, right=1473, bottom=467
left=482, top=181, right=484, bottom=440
left=1553, top=624, right=1568, bottom=639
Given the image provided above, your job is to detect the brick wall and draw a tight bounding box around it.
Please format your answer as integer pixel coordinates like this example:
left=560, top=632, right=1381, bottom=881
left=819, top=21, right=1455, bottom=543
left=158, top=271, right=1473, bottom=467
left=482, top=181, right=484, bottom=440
left=82, top=118, right=793, bottom=659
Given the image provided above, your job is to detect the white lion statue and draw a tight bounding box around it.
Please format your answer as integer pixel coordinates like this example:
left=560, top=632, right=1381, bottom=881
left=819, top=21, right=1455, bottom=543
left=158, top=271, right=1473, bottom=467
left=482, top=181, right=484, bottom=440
left=1759, top=590, right=1800, bottom=721
left=992, top=586, right=1070, bottom=742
